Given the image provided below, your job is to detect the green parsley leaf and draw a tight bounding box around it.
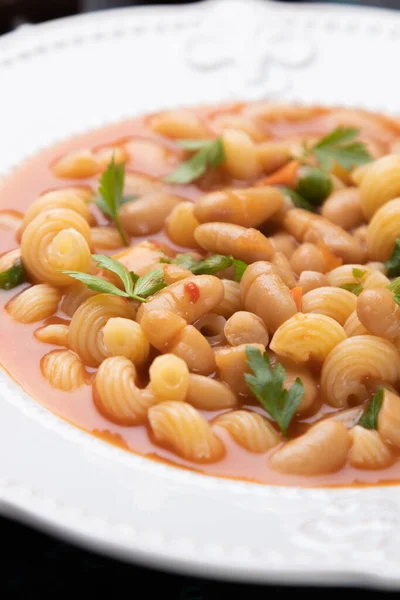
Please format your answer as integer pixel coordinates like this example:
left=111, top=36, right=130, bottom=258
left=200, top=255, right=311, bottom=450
left=173, top=254, right=199, bottom=270
left=340, top=282, right=363, bottom=296
left=0, top=260, right=27, bottom=290
left=92, top=254, right=134, bottom=296
left=190, top=254, right=233, bottom=275
left=358, top=389, right=384, bottom=430
left=276, top=185, right=314, bottom=212
left=95, top=193, right=137, bottom=217
left=232, top=259, right=247, bottom=282
left=384, top=238, right=400, bottom=277
left=63, top=254, right=167, bottom=303
left=352, top=267, right=366, bottom=280
left=61, top=271, right=129, bottom=297
left=245, top=346, right=304, bottom=437
left=96, top=157, right=129, bottom=246
left=164, top=138, right=225, bottom=184
left=311, top=127, right=372, bottom=171
left=133, top=268, right=167, bottom=300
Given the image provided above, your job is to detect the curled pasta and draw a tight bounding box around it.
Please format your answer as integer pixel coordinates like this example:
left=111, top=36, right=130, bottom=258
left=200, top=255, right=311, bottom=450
left=270, top=420, right=351, bottom=475
left=215, top=343, right=264, bottom=395
left=148, top=401, right=224, bottom=462
left=194, top=313, right=226, bottom=347
left=186, top=374, right=237, bottom=410
left=367, top=197, right=400, bottom=261
left=34, top=323, right=69, bottom=346
left=20, top=208, right=92, bottom=286
left=270, top=313, right=347, bottom=362
left=221, top=129, right=263, bottom=179
left=166, top=202, right=200, bottom=248
left=214, top=280, right=242, bottom=319
left=194, top=222, right=274, bottom=263
left=302, top=286, right=357, bottom=325
left=102, top=318, right=149, bottom=366
left=321, top=336, right=400, bottom=408
left=194, top=186, right=283, bottom=228
left=343, top=310, right=369, bottom=337
left=378, top=389, right=400, bottom=448
left=240, top=262, right=297, bottom=334
left=41, top=349, right=86, bottom=391
left=213, top=410, right=280, bottom=453
left=149, top=354, right=189, bottom=402
left=6, top=284, right=61, bottom=323
left=94, top=356, right=156, bottom=425
left=327, top=264, right=372, bottom=288
left=349, top=426, right=393, bottom=470
left=68, top=294, right=136, bottom=367
left=224, top=311, right=269, bottom=347
left=61, top=282, right=98, bottom=317
left=359, top=154, right=400, bottom=220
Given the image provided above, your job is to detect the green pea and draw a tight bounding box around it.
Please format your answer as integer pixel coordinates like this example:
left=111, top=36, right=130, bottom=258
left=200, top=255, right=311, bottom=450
left=296, top=166, right=333, bottom=206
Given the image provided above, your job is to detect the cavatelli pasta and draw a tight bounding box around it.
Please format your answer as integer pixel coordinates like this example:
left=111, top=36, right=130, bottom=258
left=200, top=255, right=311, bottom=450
left=6, top=284, right=62, bottom=323
left=213, top=410, right=280, bottom=453
left=41, top=349, right=86, bottom=391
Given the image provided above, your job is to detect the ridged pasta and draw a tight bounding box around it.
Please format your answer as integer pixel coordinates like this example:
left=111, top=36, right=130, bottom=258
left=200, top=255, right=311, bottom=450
left=349, top=426, right=393, bottom=469
left=34, top=323, right=69, bottom=346
left=149, top=354, right=189, bottom=402
left=214, top=280, right=242, bottom=319
left=327, top=264, right=372, bottom=288
left=321, top=336, right=400, bottom=408
left=91, top=226, right=126, bottom=250
left=367, top=198, right=400, bottom=261
left=102, top=318, right=149, bottom=366
left=302, top=286, right=357, bottom=325
left=213, top=410, right=280, bottom=453
left=6, top=284, right=61, bottom=323
left=186, top=374, right=237, bottom=410
left=20, top=208, right=92, bottom=286
left=68, top=294, right=136, bottom=367
left=41, top=349, right=86, bottom=391
left=343, top=310, right=369, bottom=337
left=148, top=401, right=224, bottom=462
left=270, top=313, right=347, bottom=362
left=359, top=154, right=400, bottom=220
left=194, top=313, right=226, bottom=347
left=61, top=282, right=98, bottom=317
left=94, top=356, right=156, bottom=425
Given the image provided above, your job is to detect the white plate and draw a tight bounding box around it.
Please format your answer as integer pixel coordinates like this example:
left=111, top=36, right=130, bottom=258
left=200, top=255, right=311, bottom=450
left=1, top=0, right=400, bottom=587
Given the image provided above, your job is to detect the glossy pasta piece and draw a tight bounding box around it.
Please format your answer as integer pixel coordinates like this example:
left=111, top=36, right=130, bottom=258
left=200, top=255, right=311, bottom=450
left=34, top=323, right=69, bottom=346
left=270, top=420, right=351, bottom=475
left=19, top=190, right=93, bottom=235
left=148, top=401, right=224, bottom=463
left=186, top=374, right=237, bottom=410
left=120, top=193, right=182, bottom=236
left=283, top=209, right=365, bottom=264
left=149, top=354, right=189, bottom=402
left=6, top=284, right=61, bottom=323
left=95, top=356, right=156, bottom=425
left=61, top=282, right=98, bottom=317
left=367, top=197, right=400, bottom=261
left=270, top=313, right=347, bottom=362
left=327, top=264, right=372, bottom=288
left=343, top=310, right=369, bottom=337
left=378, top=389, right=400, bottom=448
left=321, top=187, right=363, bottom=231
left=224, top=311, right=269, bottom=347
left=214, top=280, right=243, bottom=319
left=221, top=129, right=263, bottom=179
left=91, top=226, right=126, bottom=250
left=194, top=313, right=226, bottom=347
left=51, top=149, right=101, bottom=179
left=357, top=288, right=400, bottom=343
left=213, top=410, right=280, bottom=453
left=20, top=208, right=92, bottom=286
left=321, top=336, right=400, bottom=408
left=102, top=318, right=149, bottom=366
left=215, top=343, right=265, bottom=396
left=194, top=187, right=283, bottom=228
left=150, top=110, right=209, bottom=139
left=41, top=349, right=86, bottom=391
left=166, top=202, right=200, bottom=248
left=68, top=294, right=136, bottom=367
left=349, top=426, right=393, bottom=469
left=240, top=262, right=297, bottom=334
left=194, top=222, right=274, bottom=263
left=302, top=287, right=357, bottom=325
left=359, top=154, right=400, bottom=220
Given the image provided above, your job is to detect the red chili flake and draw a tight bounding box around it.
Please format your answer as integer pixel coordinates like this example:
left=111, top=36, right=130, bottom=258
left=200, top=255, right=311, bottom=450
left=184, top=281, right=200, bottom=303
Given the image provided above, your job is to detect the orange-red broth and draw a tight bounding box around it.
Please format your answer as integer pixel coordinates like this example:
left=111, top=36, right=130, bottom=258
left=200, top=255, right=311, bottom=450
left=2, top=105, right=400, bottom=487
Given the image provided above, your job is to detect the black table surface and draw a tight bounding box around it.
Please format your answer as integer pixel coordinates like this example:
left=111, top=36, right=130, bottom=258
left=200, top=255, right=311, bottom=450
left=2, top=0, right=400, bottom=593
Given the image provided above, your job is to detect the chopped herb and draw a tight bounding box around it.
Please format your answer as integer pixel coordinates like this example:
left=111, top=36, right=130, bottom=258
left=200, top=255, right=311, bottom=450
left=358, top=389, right=384, bottom=430
left=164, top=137, right=225, bottom=184
left=276, top=185, right=314, bottom=212
left=387, top=277, right=400, bottom=306
left=245, top=346, right=304, bottom=437
left=0, top=260, right=27, bottom=290
left=95, top=157, right=129, bottom=246
left=341, top=282, right=363, bottom=296
left=352, top=267, right=366, bottom=280
left=384, top=238, right=400, bottom=277
left=62, top=254, right=167, bottom=303
left=161, top=253, right=247, bottom=281
left=310, top=127, right=372, bottom=171
left=232, top=259, right=248, bottom=282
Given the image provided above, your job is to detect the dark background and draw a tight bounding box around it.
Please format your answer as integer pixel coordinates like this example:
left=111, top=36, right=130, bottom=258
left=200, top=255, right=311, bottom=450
left=1, top=0, right=400, bottom=595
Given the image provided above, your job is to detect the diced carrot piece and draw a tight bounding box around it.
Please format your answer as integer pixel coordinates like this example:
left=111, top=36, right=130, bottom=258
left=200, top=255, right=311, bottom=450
left=256, top=160, right=300, bottom=187
left=317, top=241, right=343, bottom=272
left=290, top=286, right=303, bottom=312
